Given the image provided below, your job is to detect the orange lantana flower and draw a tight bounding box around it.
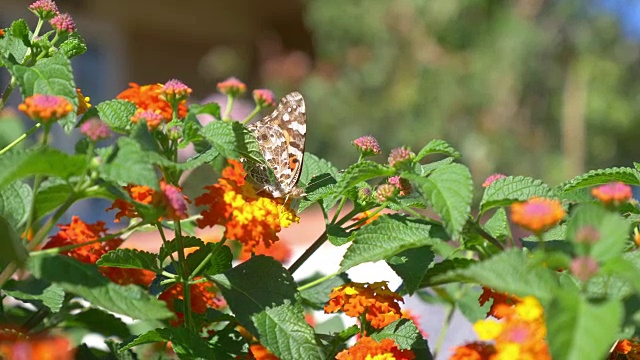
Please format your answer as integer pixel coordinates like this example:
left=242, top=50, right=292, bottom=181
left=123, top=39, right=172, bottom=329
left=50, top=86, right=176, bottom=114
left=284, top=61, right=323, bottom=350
left=159, top=277, right=219, bottom=326
left=107, top=185, right=155, bottom=223
left=350, top=210, right=380, bottom=229
left=610, top=338, right=640, bottom=359
left=510, top=197, right=565, bottom=234
left=325, top=281, right=404, bottom=330
left=238, top=239, right=292, bottom=263
left=195, top=160, right=299, bottom=253
left=99, top=267, right=155, bottom=287
left=107, top=181, right=189, bottom=223
left=43, top=216, right=123, bottom=264
left=592, top=182, right=633, bottom=206
left=248, top=344, right=279, bottom=360
left=449, top=342, right=496, bottom=360
left=18, top=94, right=74, bottom=123
left=478, top=286, right=520, bottom=319
left=335, top=337, right=415, bottom=360
left=76, top=88, right=91, bottom=115
left=0, top=331, right=74, bottom=360
left=463, top=296, right=550, bottom=360
left=117, top=82, right=187, bottom=122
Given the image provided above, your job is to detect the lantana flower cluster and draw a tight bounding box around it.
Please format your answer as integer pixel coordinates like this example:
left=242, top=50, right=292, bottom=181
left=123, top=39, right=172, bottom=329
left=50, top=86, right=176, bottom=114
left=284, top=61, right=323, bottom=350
left=43, top=216, right=155, bottom=287
left=117, top=81, right=189, bottom=130
left=195, top=160, right=299, bottom=253
left=450, top=296, right=550, bottom=360
left=324, top=281, right=404, bottom=330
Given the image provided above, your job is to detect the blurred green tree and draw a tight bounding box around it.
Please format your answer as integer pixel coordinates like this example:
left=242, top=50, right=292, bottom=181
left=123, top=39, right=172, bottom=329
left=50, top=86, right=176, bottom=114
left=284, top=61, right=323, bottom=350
left=297, top=0, right=640, bottom=186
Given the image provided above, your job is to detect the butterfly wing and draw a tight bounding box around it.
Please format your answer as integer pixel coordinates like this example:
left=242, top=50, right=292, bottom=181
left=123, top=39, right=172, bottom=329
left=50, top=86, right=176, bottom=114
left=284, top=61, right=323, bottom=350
left=247, top=92, right=306, bottom=197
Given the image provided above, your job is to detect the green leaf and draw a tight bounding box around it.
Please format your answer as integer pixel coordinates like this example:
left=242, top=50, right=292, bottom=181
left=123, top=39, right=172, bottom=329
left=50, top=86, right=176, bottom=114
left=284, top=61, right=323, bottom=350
left=417, top=157, right=455, bottom=176
left=334, top=161, right=395, bottom=196
left=27, top=254, right=173, bottom=320
left=404, top=163, right=473, bottom=237
left=3, top=278, right=64, bottom=312
left=96, top=100, right=138, bottom=133
left=457, top=286, right=491, bottom=323
left=415, top=139, right=461, bottom=161
left=0, top=148, right=87, bottom=190
left=11, top=53, right=78, bottom=131
left=326, top=224, right=353, bottom=246
left=99, top=137, right=159, bottom=189
left=211, top=256, right=324, bottom=359
left=371, top=319, right=431, bottom=359
left=341, top=214, right=448, bottom=271
left=419, top=258, right=475, bottom=287
left=121, top=327, right=216, bottom=358
left=299, top=153, right=339, bottom=188
left=0, top=215, right=28, bottom=267
left=0, top=19, right=30, bottom=65
left=566, top=204, right=630, bottom=263
left=387, top=246, right=434, bottom=295
left=557, top=167, right=640, bottom=193
left=429, top=249, right=559, bottom=302
left=33, top=181, right=71, bottom=221
left=547, top=292, right=623, bottom=360
left=483, top=208, right=508, bottom=240
left=298, top=173, right=339, bottom=213
left=97, top=249, right=161, bottom=272
left=0, top=181, right=32, bottom=228
left=59, top=32, right=87, bottom=58
left=189, top=102, right=221, bottom=119
left=159, top=236, right=205, bottom=262
left=479, top=176, right=551, bottom=213
left=66, top=308, right=131, bottom=338
left=185, top=242, right=233, bottom=277
left=200, top=121, right=264, bottom=163
left=299, top=273, right=350, bottom=309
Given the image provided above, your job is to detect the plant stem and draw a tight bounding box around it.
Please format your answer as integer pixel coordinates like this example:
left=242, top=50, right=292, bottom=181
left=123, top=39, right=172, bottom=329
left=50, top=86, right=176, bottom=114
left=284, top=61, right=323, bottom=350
left=297, top=271, right=340, bottom=292
left=0, top=78, right=17, bottom=113
left=0, top=123, right=42, bottom=156
left=189, top=237, right=225, bottom=281
left=472, top=220, right=505, bottom=251
left=174, top=220, right=193, bottom=330
left=330, top=197, right=348, bottom=225
left=33, top=19, right=44, bottom=38
left=433, top=303, right=455, bottom=359
left=288, top=230, right=328, bottom=274
left=222, top=95, right=234, bottom=121
left=241, top=105, right=261, bottom=124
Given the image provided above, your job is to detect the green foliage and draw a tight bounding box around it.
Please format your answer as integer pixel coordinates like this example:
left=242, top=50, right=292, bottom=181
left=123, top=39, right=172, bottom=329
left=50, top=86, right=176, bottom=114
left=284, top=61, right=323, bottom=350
left=96, top=100, right=138, bottom=133
left=0, top=147, right=87, bottom=189
left=547, top=292, right=623, bottom=360
left=4, top=5, right=640, bottom=358
left=212, top=256, right=324, bottom=359
left=10, top=53, right=78, bottom=131
left=480, top=176, right=552, bottom=213
left=28, top=254, right=173, bottom=320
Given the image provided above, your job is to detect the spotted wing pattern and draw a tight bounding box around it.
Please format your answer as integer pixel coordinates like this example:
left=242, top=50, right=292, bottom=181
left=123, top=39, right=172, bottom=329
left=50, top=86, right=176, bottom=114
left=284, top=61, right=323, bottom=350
left=246, top=92, right=306, bottom=198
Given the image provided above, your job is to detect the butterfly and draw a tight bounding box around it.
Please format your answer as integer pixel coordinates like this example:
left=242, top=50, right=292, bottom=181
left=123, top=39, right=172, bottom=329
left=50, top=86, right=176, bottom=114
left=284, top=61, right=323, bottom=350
left=245, top=91, right=307, bottom=200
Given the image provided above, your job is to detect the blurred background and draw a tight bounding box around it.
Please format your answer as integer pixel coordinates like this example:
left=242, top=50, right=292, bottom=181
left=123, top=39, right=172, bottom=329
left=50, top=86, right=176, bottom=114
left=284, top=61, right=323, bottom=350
left=4, top=0, right=640, bottom=187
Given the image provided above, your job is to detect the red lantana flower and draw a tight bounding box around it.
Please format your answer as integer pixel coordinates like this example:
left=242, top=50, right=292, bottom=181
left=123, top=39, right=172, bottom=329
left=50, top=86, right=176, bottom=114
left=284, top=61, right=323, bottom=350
left=158, top=278, right=219, bottom=326
left=43, top=216, right=122, bottom=264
